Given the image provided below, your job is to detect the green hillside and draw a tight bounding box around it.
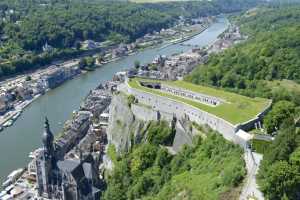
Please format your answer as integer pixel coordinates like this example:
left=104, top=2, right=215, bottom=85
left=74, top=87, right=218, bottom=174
left=104, top=122, right=245, bottom=200
left=0, top=0, right=260, bottom=78
left=185, top=6, right=300, bottom=106
left=185, top=5, right=300, bottom=200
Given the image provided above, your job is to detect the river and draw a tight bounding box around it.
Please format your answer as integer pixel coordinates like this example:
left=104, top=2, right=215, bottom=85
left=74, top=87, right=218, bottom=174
left=0, top=17, right=229, bottom=182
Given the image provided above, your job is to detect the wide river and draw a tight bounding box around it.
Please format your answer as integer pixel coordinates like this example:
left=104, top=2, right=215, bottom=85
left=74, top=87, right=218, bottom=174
left=0, top=17, right=229, bottom=182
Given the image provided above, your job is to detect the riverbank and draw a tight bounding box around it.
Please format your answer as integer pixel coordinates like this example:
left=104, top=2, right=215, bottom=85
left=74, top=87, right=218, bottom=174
left=0, top=16, right=258, bottom=200
left=0, top=20, right=212, bottom=131
left=0, top=16, right=229, bottom=184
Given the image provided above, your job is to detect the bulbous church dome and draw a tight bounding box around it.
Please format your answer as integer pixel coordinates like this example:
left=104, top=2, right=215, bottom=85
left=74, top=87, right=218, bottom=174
left=42, top=117, right=54, bottom=149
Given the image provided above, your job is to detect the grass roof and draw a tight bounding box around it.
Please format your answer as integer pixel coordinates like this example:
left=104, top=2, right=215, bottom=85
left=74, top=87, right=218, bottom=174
left=128, top=78, right=271, bottom=125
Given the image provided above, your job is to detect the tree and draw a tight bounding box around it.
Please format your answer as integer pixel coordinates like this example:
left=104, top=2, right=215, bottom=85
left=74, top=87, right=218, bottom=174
left=75, top=41, right=81, bottom=50
left=259, top=161, right=300, bottom=200
left=25, top=75, right=31, bottom=81
left=264, top=101, right=296, bottom=134
left=147, top=121, right=175, bottom=146
left=155, top=148, right=172, bottom=168
left=85, top=56, right=95, bottom=67
left=290, top=147, right=300, bottom=166
left=79, top=56, right=95, bottom=69
left=134, top=60, right=140, bottom=69
left=130, top=144, right=158, bottom=177
left=127, top=94, right=136, bottom=107
left=97, top=55, right=104, bottom=64
left=258, top=120, right=300, bottom=200
left=78, top=57, right=87, bottom=69
left=261, top=122, right=297, bottom=165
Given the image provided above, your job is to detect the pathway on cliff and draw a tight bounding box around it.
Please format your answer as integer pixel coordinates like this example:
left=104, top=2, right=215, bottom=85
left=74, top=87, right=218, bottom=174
left=240, top=150, right=264, bottom=200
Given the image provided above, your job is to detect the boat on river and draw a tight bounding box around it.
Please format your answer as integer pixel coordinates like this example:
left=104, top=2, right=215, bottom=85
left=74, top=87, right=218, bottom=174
left=3, top=120, right=13, bottom=127
left=1, top=168, right=24, bottom=188
left=12, top=112, right=21, bottom=121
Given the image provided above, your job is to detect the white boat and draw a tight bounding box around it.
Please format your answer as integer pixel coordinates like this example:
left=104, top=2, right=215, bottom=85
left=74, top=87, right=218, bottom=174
left=3, top=120, right=13, bottom=127
left=28, top=152, right=34, bottom=159
left=7, top=168, right=23, bottom=179
left=1, top=168, right=24, bottom=188
left=0, top=190, right=7, bottom=198
left=12, top=112, right=21, bottom=120
left=1, top=179, right=12, bottom=188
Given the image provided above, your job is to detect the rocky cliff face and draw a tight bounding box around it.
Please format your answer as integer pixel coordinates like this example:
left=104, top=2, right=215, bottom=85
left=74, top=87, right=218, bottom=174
left=107, top=93, right=199, bottom=154
left=107, top=94, right=148, bottom=153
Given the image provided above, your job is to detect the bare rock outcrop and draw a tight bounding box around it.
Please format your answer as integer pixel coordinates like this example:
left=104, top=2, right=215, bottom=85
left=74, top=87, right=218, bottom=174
left=107, top=94, right=148, bottom=152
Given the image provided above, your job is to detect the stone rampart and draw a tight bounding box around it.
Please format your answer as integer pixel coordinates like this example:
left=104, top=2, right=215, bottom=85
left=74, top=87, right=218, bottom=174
left=131, top=104, right=158, bottom=121
left=120, top=83, right=241, bottom=144
left=119, top=82, right=271, bottom=147
left=131, top=104, right=175, bottom=122
left=237, top=100, right=272, bottom=131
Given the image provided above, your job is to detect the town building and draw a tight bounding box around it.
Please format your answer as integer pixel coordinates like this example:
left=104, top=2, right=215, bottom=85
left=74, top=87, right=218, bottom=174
left=81, top=40, right=99, bottom=50
left=35, top=118, right=101, bottom=200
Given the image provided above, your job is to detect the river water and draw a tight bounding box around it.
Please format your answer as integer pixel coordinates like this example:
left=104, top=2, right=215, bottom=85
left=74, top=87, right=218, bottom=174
left=0, top=17, right=229, bottom=182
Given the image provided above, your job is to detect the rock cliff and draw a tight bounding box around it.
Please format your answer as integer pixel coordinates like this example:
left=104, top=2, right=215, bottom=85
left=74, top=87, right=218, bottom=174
left=107, top=93, right=198, bottom=154
left=107, top=94, right=148, bottom=152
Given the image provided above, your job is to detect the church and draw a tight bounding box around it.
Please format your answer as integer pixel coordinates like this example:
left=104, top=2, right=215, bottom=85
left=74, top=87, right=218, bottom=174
left=35, top=118, right=101, bottom=200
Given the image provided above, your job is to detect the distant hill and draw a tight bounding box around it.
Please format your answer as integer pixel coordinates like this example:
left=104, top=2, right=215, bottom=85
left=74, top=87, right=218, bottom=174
left=0, top=0, right=261, bottom=78
left=186, top=6, right=300, bottom=105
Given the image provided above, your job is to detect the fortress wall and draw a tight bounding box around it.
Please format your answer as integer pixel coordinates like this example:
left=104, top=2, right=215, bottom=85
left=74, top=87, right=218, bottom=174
left=131, top=104, right=176, bottom=122
left=131, top=104, right=158, bottom=121
left=124, top=84, right=243, bottom=144
left=238, top=100, right=272, bottom=131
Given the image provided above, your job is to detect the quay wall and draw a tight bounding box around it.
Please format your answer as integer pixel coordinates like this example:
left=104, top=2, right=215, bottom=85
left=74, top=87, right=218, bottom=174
left=121, top=83, right=241, bottom=144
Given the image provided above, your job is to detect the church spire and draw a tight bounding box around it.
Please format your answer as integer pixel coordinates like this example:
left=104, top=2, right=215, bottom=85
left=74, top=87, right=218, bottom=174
left=42, top=117, right=54, bottom=152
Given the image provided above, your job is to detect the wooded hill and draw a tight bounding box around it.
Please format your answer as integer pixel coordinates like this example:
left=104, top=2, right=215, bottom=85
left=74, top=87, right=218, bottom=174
left=0, top=0, right=261, bottom=78
left=104, top=121, right=245, bottom=200
left=185, top=6, right=300, bottom=106
left=186, top=5, right=300, bottom=199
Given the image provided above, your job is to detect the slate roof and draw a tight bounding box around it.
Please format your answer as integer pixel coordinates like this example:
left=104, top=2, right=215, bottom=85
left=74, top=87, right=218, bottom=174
left=57, top=159, right=81, bottom=174
left=57, top=155, right=95, bottom=182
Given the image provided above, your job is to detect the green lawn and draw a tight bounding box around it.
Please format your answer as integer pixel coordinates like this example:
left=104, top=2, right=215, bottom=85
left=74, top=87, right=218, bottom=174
left=128, top=78, right=270, bottom=125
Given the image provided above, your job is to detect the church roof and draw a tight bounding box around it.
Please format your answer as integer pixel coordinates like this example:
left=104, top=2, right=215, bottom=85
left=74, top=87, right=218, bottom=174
left=92, top=186, right=101, bottom=195
left=82, top=163, right=93, bottom=179
left=57, top=155, right=95, bottom=182
left=57, top=159, right=81, bottom=173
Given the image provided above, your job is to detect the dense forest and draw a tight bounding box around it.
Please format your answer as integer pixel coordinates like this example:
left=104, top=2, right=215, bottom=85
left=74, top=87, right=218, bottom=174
left=104, top=121, right=245, bottom=200
left=185, top=6, right=300, bottom=105
left=258, top=105, right=300, bottom=200
left=186, top=5, right=300, bottom=200
left=0, top=0, right=260, bottom=78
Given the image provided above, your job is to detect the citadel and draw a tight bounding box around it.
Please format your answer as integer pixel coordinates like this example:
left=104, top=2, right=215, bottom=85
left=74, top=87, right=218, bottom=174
left=0, top=23, right=269, bottom=200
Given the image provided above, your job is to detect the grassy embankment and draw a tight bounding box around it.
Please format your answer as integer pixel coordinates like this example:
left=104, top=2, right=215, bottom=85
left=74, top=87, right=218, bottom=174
left=128, top=78, right=270, bottom=125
